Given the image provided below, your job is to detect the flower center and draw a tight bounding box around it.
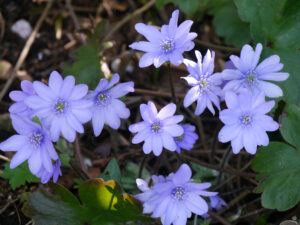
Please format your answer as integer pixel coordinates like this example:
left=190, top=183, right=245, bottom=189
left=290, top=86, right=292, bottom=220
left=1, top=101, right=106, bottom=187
left=96, top=91, right=111, bottom=106
left=245, top=70, right=258, bottom=87
left=151, top=122, right=161, bottom=133
left=29, top=132, right=44, bottom=148
left=171, top=186, right=185, bottom=200
left=199, top=73, right=211, bottom=92
left=240, top=113, right=252, bottom=126
left=175, top=135, right=184, bottom=142
left=54, top=98, right=68, bottom=114
left=160, top=38, right=175, bottom=54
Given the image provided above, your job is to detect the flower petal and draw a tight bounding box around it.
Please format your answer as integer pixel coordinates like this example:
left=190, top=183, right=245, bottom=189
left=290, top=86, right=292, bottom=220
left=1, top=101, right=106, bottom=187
left=258, top=80, right=283, bottom=98
left=152, top=134, right=163, bottom=156
left=69, top=84, right=88, bottom=100
left=92, top=109, right=105, bottom=137
left=60, top=76, right=75, bottom=99
left=10, top=145, right=33, bottom=168
left=28, top=149, right=42, bottom=174
left=0, top=135, right=28, bottom=151
left=49, top=71, right=63, bottom=96
left=172, top=164, right=191, bottom=185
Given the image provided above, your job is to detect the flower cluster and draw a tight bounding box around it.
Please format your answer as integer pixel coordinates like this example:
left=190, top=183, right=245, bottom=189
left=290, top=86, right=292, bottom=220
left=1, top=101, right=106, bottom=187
left=0, top=71, right=134, bottom=183
left=136, top=164, right=218, bottom=225
left=0, top=8, right=291, bottom=225
left=130, top=10, right=288, bottom=155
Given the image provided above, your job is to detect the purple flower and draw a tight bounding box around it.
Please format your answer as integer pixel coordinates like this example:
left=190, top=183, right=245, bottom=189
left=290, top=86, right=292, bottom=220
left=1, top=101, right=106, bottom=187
left=221, top=43, right=289, bottom=98
left=175, top=124, right=198, bottom=153
left=201, top=196, right=227, bottom=219
left=25, top=71, right=92, bottom=142
left=9, top=80, right=36, bottom=117
left=87, top=73, right=134, bottom=137
left=36, top=159, right=62, bottom=184
left=0, top=115, right=58, bottom=175
left=218, top=91, right=279, bottom=154
left=136, top=164, right=217, bottom=225
left=129, top=101, right=184, bottom=156
left=209, top=196, right=227, bottom=211
left=129, top=10, right=197, bottom=68
left=182, top=50, right=222, bottom=115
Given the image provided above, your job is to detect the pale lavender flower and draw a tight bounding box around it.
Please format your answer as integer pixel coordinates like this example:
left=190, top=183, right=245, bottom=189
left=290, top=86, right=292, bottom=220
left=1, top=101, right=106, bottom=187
left=129, top=101, right=184, bottom=156
left=218, top=90, right=279, bottom=154
left=9, top=80, right=35, bottom=117
left=221, top=43, right=289, bottom=98
left=136, top=164, right=217, bottom=225
left=11, top=19, right=32, bottom=39
left=129, top=10, right=197, bottom=68
left=201, top=196, right=227, bottom=218
left=182, top=50, right=222, bottom=115
left=36, top=159, right=62, bottom=184
left=175, top=124, right=198, bottom=153
left=209, top=196, right=227, bottom=211
left=25, top=71, right=92, bottom=142
left=0, top=115, right=58, bottom=175
left=87, top=73, right=134, bottom=137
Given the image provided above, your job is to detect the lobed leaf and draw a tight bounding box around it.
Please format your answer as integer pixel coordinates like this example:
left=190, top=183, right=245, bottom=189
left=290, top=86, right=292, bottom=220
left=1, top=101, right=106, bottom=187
left=1, top=162, right=40, bottom=190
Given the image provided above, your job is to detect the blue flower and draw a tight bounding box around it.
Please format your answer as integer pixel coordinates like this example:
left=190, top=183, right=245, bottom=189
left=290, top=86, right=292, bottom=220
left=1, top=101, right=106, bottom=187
left=9, top=80, right=36, bottom=117
left=209, top=196, right=227, bottom=211
left=129, top=10, right=197, bottom=68
left=201, top=196, right=227, bottom=219
left=182, top=50, right=222, bottom=115
left=87, top=73, right=134, bottom=137
left=136, top=164, right=217, bottom=225
left=36, top=159, right=62, bottom=184
left=25, top=71, right=92, bottom=142
left=175, top=124, right=198, bottom=153
left=218, top=91, right=279, bottom=154
left=221, top=43, right=289, bottom=98
left=129, top=101, right=184, bottom=156
left=0, top=115, right=58, bottom=175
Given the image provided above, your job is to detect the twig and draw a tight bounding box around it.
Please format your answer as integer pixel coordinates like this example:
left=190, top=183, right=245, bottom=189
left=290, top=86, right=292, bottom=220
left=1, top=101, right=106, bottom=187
left=65, top=0, right=86, bottom=44
left=193, top=214, right=198, bottom=225
left=0, top=155, right=10, bottom=162
left=0, top=198, right=18, bottom=214
left=168, top=62, right=176, bottom=104
left=0, top=0, right=54, bottom=101
left=138, top=155, right=147, bottom=178
left=181, top=154, right=255, bottom=178
left=212, top=160, right=253, bottom=191
left=75, top=135, right=86, bottom=172
left=134, top=88, right=185, bottom=99
left=216, top=146, right=232, bottom=184
left=103, top=0, right=156, bottom=42
left=194, top=39, right=240, bottom=54
left=0, top=11, right=5, bottom=42
left=208, top=211, right=232, bottom=225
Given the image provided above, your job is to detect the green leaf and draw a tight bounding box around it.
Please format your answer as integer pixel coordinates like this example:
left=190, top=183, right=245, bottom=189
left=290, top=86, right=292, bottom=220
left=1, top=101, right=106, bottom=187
left=78, top=179, right=152, bottom=223
left=262, top=48, right=300, bottom=105
left=252, top=142, right=300, bottom=211
left=211, top=1, right=251, bottom=47
left=23, top=185, right=83, bottom=225
left=281, top=104, right=300, bottom=148
left=234, top=0, right=300, bottom=104
left=234, top=0, right=284, bottom=45
left=64, top=40, right=103, bottom=88
left=156, top=0, right=202, bottom=14
left=32, top=116, right=42, bottom=127
left=23, top=180, right=152, bottom=224
left=1, top=162, right=39, bottom=190
left=99, top=158, right=121, bottom=183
